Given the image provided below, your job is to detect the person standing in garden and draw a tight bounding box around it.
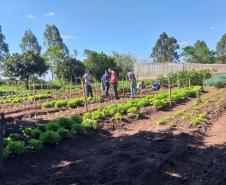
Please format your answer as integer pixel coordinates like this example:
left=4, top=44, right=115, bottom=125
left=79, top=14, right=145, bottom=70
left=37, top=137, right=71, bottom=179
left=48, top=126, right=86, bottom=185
left=127, top=72, right=137, bottom=98
left=82, top=71, right=93, bottom=97
left=101, top=70, right=110, bottom=97
left=108, top=68, right=119, bottom=100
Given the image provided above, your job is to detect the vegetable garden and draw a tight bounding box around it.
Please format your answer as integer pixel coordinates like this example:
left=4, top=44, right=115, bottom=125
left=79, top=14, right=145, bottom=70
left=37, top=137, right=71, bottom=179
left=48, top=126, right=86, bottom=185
left=1, top=70, right=226, bottom=185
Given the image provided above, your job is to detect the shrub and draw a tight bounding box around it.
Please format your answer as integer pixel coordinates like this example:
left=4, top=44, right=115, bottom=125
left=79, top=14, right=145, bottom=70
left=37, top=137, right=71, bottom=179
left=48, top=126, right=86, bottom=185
left=30, top=128, right=42, bottom=139
left=9, top=133, right=20, bottom=141
left=46, top=121, right=60, bottom=131
left=71, top=124, right=87, bottom=135
left=3, top=148, right=10, bottom=160
left=82, top=119, right=98, bottom=129
left=57, top=128, right=71, bottom=139
left=40, top=131, right=61, bottom=145
left=70, top=115, right=83, bottom=124
left=56, top=117, right=74, bottom=130
left=6, top=141, right=25, bottom=155
left=28, top=139, right=43, bottom=151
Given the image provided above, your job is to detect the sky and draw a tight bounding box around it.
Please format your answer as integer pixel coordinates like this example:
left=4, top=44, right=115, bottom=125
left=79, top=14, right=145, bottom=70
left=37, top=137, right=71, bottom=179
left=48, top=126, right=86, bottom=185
left=1, top=0, right=226, bottom=62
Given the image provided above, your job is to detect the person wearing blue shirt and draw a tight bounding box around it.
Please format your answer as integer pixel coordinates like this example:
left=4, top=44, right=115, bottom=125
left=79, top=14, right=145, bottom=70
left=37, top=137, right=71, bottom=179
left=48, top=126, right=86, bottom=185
left=102, top=71, right=110, bottom=97
left=151, top=81, right=160, bottom=91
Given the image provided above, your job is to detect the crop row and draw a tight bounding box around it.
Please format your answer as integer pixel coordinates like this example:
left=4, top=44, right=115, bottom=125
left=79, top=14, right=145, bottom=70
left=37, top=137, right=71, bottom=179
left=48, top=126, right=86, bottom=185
left=42, top=96, right=102, bottom=108
left=0, top=94, right=52, bottom=104
left=82, top=86, right=203, bottom=124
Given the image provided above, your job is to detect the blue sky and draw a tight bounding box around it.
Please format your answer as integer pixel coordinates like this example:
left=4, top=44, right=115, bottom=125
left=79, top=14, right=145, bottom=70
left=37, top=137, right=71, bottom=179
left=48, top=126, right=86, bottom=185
left=1, top=0, right=226, bottom=61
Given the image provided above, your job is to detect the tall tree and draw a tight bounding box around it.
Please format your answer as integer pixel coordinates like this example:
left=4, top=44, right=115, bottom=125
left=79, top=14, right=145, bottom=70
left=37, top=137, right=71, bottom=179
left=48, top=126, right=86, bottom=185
left=0, top=26, right=9, bottom=63
left=20, top=29, right=41, bottom=54
left=216, top=33, right=226, bottom=64
left=44, top=45, right=69, bottom=81
left=151, top=32, right=179, bottom=63
left=112, top=52, right=136, bottom=77
left=84, top=50, right=119, bottom=80
left=3, top=51, right=48, bottom=89
left=43, top=24, right=68, bottom=53
left=182, top=40, right=215, bottom=64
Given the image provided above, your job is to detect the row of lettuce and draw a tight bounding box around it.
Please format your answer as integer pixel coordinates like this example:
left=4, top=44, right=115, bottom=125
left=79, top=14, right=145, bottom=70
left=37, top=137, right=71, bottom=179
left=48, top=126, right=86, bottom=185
left=42, top=96, right=102, bottom=108
left=3, top=86, right=202, bottom=160
left=0, top=94, right=52, bottom=104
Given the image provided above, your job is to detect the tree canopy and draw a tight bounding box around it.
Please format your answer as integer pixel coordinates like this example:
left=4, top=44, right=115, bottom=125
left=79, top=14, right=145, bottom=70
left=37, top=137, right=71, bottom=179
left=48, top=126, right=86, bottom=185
left=182, top=40, right=215, bottom=64
left=216, top=33, right=226, bottom=64
left=3, top=51, right=48, bottom=88
left=20, top=29, right=41, bottom=54
left=84, top=50, right=119, bottom=80
left=0, top=26, right=9, bottom=62
left=151, top=32, right=179, bottom=63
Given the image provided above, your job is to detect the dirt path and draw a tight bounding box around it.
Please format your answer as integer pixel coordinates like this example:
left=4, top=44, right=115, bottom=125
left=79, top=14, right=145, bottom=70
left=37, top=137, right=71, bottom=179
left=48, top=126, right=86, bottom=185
left=204, top=112, right=226, bottom=146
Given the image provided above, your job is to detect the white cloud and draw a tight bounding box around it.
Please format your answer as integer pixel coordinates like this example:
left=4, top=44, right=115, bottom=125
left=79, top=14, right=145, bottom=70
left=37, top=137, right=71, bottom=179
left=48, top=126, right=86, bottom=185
left=179, top=40, right=189, bottom=46
left=26, top=14, right=35, bottom=19
left=62, top=35, right=76, bottom=41
left=209, top=26, right=216, bottom=30
left=45, top=12, right=55, bottom=17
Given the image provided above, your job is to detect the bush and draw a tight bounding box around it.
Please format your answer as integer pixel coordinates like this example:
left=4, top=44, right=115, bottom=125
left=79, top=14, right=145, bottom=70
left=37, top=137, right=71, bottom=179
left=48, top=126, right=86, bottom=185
left=6, top=141, right=25, bottom=155
left=46, top=121, right=60, bottom=131
left=9, top=133, right=20, bottom=141
left=3, top=148, right=10, bottom=160
left=30, top=128, right=42, bottom=139
left=28, top=139, right=43, bottom=151
left=4, top=138, right=11, bottom=147
left=71, top=124, right=87, bottom=135
left=56, top=117, right=74, bottom=130
left=40, top=131, right=61, bottom=145
left=57, top=128, right=71, bottom=139
left=82, top=119, right=98, bottom=129
left=70, top=115, right=83, bottom=124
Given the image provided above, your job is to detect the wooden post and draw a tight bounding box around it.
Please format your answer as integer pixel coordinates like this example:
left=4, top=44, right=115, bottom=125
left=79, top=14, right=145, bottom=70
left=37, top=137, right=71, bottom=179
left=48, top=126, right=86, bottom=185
left=33, top=77, right=37, bottom=118
left=168, top=76, right=172, bottom=108
left=70, top=76, right=72, bottom=98
left=80, top=78, right=88, bottom=112
left=0, top=113, right=5, bottom=176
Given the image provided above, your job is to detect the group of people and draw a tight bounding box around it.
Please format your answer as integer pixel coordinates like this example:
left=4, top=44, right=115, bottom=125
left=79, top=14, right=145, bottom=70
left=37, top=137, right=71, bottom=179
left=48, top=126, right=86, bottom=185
left=82, top=69, right=161, bottom=100
left=82, top=68, right=119, bottom=100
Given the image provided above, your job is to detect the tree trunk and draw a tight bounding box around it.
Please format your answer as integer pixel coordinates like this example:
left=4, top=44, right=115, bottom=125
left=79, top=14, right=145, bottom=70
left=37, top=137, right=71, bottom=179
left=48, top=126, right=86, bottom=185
left=25, top=77, right=29, bottom=90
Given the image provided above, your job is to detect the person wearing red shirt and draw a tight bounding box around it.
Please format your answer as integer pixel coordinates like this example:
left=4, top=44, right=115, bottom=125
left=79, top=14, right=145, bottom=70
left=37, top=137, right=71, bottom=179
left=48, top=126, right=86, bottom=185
left=108, top=68, right=119, bottom=100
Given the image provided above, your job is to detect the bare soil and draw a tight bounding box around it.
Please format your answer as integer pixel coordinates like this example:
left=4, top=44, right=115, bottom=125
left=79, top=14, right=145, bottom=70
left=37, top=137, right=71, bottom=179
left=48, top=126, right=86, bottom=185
left=1, top=87, right=226, bottom=185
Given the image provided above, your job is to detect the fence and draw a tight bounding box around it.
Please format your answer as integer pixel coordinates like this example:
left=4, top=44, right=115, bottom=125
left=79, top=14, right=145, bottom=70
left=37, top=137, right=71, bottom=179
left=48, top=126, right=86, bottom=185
left=134, top=63, right=226, bottom=80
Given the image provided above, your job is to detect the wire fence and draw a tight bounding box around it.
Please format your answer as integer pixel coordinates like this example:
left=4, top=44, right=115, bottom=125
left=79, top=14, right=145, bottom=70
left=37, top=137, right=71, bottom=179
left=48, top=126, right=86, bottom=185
left=135, top=63, right=226, bottom=80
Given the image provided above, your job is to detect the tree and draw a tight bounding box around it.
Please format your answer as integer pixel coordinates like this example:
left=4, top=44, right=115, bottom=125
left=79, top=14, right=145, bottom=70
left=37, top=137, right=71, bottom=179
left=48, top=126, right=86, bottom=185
left=216, top=33, right=226, bottom=64
left=44, top=45, right=69, bottom=81
left=84, top=50, right=119, bottom=80
left=0, top=26, right=9, bottom=64
left=112, top=52, right=136, bottom=77
left=182, top=40, right=215, bottom=64
left=20, top=29, right=41, bottom=54
left=151, top=32, right=179, bottom=63
left=3, top=51, right=48, bottom=89
left=43, top=24, right=68, bottom=53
